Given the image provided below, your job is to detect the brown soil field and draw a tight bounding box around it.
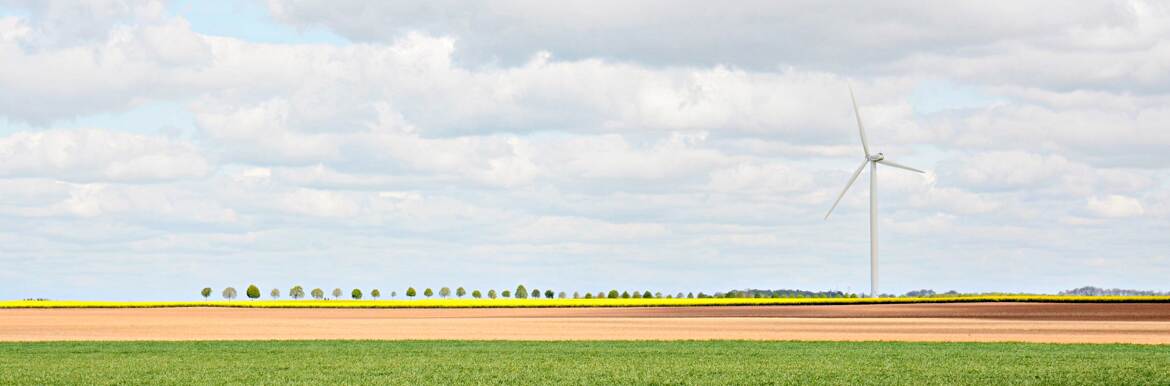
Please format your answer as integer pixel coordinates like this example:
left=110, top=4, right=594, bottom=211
left=3, top=303, right=1170, bottom=343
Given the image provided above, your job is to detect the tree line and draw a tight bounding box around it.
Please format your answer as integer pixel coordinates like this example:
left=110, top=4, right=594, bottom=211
left=199, top=284, right=795, bottom=300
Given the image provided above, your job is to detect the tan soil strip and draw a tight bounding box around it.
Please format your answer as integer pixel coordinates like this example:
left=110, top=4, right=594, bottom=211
left=3, top=303, right=1170, bottom=343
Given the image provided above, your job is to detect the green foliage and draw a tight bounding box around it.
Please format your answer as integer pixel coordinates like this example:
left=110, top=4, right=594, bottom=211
left=584, top=292, right=593, bottom=299
left=456, top=287, right=466, bottom=298
left=607, top=290, right=619, bottom=299
left=621, top=291, right=630, bottom=299
left=371, top=289, right=380, bottom=299
left=222, top=287, right=237, bottom=300
left=471, top=290, right=481, bottom=299
left=501, top=290, right=511, bottom=298
left=439, top=287, right=451, bottom=298
left=515, top=285, right=527, bottom=299
left=544, top=290, right=554, bottom=299
left=406, top=287, right=416, bottom=298
left=332, top=288, right=342, bottom=299
left=290, top=286, right=305, bottom=299
left=200, top=288, right=211, bottom=299
left=632, top=291, right=641, bottom=299
left=310, top=288, right=324, bottom=300
left=487, top=289, right=497, bottom=299
left=424, top=288, right=434, bottom=298
left=643, top=291, right=653, bottom=298
left=3, top=341, right=1169, bottom=385
left=270, top=288, right=280, bottom=299
left=245, top=285, right=260, bottom=300
left=351, top=289, right=362, bottom=300
left=531, top=289, right=540, bottom=298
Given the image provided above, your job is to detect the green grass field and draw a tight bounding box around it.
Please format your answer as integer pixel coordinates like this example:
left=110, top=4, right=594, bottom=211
left=2, top=340, right=1167, bottom=385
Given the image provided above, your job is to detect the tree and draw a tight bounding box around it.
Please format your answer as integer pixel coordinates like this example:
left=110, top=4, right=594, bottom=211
left=687, top=292, right=694, bottom=299
left=270, top=288, right=281, bottom=299
left=596, top=292, right=605, bottom=299
left=472, top=290, right=482, bottom=299
left=558, top=291, right=566, bottom=299
left=531, top=289, right=540, bottom=299
left=607, top=290, right=620, bottom=299
left=515, top=285, right=527, bottom=299
left=488, top=289, right=498, bottom=299
left=290, top=286, right=305, bottom=299
left=456, top=287, right=466, bottom=298
left=311, top=288, right=324, bottom=300
left=655, top=292, right=663, bottom=298
left=643, top=291, right=653, bottom=299
left=424, top=288, right=434, bottom=298
left=502, top=290, right=511, bottom=298
left=621, top=291, right=630, bottom=299
left=544, top=290, right=554, bottom=299
left=201, top=287, right=212, bottom=299
left=406, top=287, right=417, bottom=298
left=371, top=289, right=381, bottom=299
left=222, top=287, right=237, bottom=300
left=632, top=291, right=641, bottom=299
left=391, top=291, right=397, bottom=298
left=352, top=288, right=363, bottom=300
left=439, top=287, right=451, bottom=298
left=585, top=292, right=593, bottom=299
left=573, top=291, right=580, bottom=299
left=332, top=288, right=343, bottom=299
left=246, top=285, right=260, bottom=300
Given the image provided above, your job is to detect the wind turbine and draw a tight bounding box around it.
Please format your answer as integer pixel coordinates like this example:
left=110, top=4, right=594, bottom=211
left=825, top=87, right=925, bottom=298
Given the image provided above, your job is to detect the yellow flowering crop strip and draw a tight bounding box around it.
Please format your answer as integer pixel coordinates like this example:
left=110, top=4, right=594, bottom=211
left=2, top=295, right=1169, bottom=309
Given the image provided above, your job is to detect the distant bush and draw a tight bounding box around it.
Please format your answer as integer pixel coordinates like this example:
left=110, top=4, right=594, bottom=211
left=246, top=285, right=260, bottom=300
left=351, top=289, right=362, bottom=300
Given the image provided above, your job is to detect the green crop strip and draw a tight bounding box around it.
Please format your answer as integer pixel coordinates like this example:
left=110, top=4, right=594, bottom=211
left=1, top=340, right=1168, bottom=385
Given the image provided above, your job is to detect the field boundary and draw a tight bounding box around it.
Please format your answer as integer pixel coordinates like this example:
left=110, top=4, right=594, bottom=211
left=3, top=295, right=1170, bottom=309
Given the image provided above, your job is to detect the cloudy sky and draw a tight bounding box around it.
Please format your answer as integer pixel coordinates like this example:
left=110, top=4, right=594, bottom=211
left=2, top=0, right=1168, bottom=300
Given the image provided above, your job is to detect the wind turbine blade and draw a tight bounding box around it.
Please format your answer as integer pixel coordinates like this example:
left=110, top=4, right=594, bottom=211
left=877, top=159, right=925, bottom=174
left=849, top=86, right=871, bottom=157
left=825, top=159, right=870, bottom=219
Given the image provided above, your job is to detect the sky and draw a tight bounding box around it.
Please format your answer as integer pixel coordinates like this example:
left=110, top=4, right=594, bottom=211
left=1, top=0, right=1168, bottom=300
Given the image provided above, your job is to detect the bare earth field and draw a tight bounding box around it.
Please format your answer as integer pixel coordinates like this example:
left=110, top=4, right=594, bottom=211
left=3, top=303, right=1170, bottom=343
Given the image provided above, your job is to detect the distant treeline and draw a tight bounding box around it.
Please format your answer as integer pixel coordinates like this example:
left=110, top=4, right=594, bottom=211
left=197, top=285, right=1170, bottom=301
left=1059, top=286, right=1170, bottom=296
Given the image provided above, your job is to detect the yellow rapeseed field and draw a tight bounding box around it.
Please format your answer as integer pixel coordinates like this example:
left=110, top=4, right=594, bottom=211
left=2, top=295, right=1168, bottom=308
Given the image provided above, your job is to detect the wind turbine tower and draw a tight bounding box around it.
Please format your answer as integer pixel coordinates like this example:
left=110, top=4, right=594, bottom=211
left=825, top=87, right=926, bottom=297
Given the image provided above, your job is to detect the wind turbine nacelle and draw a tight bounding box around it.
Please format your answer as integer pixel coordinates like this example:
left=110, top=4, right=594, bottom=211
left=868, top=153, right=885, bottom=161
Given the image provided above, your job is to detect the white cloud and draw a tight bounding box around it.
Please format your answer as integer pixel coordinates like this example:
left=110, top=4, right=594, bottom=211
left=1087, top=194, right=1144, bottom=218
left=1, top=1, right=1169, bottom=299
left=0, top=128, right=210, bottom=182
